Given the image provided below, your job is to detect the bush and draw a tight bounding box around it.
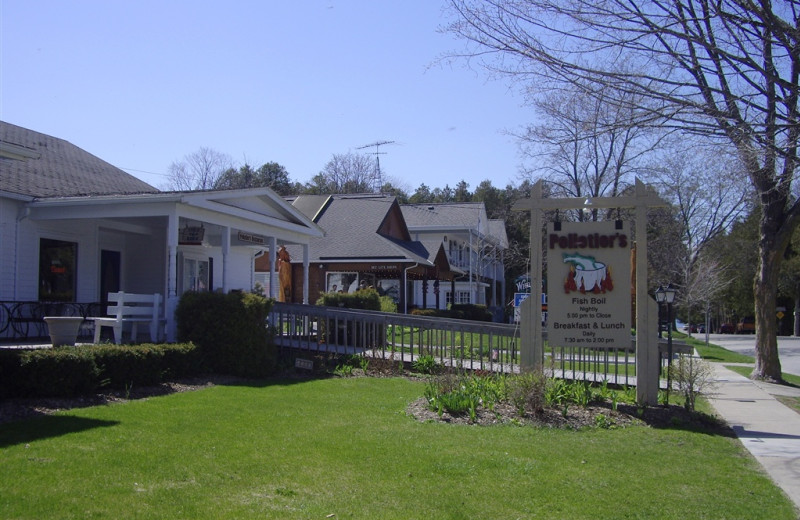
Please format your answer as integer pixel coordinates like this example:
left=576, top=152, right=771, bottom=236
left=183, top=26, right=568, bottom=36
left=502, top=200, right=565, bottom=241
left=379, top=295, right=397, bottom=313
left=449, top=304, right=493, bottom=322
left=508, top=368, right=548, bottom=414
left=316, top=289, right=382, bottom=310
left=412, top=354, right=441, bottom=374
left=176, top=291, right=276, bottom=378
left=670, top=354, right=716, bottom=412
left=160, top=342, right=205, bottom=378
left=0, top=343, right=203, bottom=398
left=316, top=289, right=386, bottom=347
left=18, top=348, right=100, bottom=398
left=410, top=304, right=493, bottom=322
left=90, top=344, right=165, bottom=389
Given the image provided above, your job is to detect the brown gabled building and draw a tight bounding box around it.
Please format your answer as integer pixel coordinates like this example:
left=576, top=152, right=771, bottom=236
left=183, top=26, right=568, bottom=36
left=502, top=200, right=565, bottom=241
left=255, top=194, right=460, bottom=312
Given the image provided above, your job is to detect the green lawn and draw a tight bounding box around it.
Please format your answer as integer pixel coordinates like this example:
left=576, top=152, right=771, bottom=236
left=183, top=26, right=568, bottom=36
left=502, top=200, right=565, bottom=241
left=673, top=332, right=754, bottom=363
left=1, top=377, right=796, bottom=519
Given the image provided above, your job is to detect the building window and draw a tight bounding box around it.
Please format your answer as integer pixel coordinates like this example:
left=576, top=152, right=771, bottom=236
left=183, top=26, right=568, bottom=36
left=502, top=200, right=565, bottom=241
left=456, top=290, right=471, bottom=304
left=181, top=256, right=209, bottom=293
left=325, top=272, right=358, bottom=293
left=39, top=238, right=77, bottom=301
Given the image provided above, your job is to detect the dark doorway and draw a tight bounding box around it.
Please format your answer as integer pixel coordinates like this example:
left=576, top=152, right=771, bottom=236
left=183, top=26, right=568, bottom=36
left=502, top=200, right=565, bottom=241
left=100, top=250, right=121, bottom=304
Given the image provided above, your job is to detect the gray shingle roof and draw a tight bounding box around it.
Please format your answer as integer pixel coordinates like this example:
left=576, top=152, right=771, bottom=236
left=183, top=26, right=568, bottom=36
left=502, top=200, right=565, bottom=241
left=0, top=121, right=158, bottom=197
left=401, top=202, right=484, bottom=229
left=290, top=194, right=432, bottom=264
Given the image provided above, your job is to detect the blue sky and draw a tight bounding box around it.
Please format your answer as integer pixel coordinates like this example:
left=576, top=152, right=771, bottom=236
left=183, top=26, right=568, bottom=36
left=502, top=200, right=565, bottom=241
left=1, top=1, right=532, bottom=192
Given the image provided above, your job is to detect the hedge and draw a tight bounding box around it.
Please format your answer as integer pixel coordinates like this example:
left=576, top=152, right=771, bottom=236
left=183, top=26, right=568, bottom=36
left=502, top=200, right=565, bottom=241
left=0, top=342, right=202, bottom=399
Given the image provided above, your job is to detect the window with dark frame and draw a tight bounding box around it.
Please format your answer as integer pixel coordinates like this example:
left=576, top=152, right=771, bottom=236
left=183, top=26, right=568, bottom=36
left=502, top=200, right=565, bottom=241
left=39, top=238, right=77, bottom=302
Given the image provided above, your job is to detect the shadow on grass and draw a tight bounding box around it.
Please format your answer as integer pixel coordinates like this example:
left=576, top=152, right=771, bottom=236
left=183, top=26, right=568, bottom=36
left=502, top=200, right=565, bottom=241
left=617, top=403, right=737, bottom=437
left=0, top=415, right=119, bottom=448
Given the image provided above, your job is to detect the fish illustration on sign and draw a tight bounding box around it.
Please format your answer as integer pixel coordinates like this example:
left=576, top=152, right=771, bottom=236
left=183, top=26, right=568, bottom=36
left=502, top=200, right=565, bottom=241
left=562, top=252, right=614, bottom=294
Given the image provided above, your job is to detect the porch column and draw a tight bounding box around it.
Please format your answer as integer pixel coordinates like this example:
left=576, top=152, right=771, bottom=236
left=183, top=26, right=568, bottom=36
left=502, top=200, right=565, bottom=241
left=500, top=249, right=506, bottom=315
left=268, top=236, right=277, bottom=299
left=166, top=212, right=179, bottom=342
left=221, top=226, right=231, bottom=293
left=302, top=244, right=310, bottom=304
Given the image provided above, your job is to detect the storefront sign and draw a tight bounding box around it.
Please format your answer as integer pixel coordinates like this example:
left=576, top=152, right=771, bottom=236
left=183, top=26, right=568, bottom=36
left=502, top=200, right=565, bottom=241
left=546, top=221, right=631, bottom=348
left=237, top=231, right=265, bottom=245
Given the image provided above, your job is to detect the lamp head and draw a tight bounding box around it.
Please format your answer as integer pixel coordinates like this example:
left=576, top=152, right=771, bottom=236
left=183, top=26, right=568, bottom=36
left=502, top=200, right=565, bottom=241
left=664, top=284, right=676, bottom=304
left=654, top=286, right=666, bottom=303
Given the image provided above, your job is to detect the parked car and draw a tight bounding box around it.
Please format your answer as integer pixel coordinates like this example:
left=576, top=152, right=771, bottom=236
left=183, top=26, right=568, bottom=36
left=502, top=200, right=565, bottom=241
left=718, top=323, right=735, bottom=334
left=736, top=317, right=756, bottom=334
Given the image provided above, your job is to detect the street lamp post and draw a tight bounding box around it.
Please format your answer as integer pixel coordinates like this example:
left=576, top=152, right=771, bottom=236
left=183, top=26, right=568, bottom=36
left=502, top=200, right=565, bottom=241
left=655, top=284, right=676, bottom=404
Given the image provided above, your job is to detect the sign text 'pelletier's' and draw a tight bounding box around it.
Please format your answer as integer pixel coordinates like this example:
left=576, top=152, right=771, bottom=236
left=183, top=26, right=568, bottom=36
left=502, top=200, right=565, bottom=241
left=549, top=232, right=628, bottom=250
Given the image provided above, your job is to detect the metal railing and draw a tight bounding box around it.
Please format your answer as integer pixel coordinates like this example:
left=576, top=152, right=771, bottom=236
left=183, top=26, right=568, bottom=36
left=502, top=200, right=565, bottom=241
left=269, top=302, right=685, bottom=384
left=0, top=301, right=102, bottom=341
left=270, top=302, right=521, bottom=373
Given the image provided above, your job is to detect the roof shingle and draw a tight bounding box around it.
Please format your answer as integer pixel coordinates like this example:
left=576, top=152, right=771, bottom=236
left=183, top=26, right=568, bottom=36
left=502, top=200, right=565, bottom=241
left=0, top=121, right=158, bottom=198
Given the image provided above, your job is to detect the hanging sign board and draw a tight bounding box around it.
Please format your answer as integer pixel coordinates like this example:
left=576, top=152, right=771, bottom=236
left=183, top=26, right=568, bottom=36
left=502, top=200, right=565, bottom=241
left=546, top=221, right=631, bottom=348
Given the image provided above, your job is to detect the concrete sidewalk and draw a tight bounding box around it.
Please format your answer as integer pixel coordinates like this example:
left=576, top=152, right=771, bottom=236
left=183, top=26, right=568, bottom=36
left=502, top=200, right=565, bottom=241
left=705, top=363, right=800, bottom=511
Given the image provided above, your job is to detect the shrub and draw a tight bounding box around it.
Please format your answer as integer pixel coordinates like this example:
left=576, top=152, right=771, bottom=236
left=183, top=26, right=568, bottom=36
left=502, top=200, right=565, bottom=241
left=160, top=342, right=205, bottom=378
left=0, top=343, right=203, bottom=398
left=176, top=291, right=276, bottom=378
left=379, top=295, right=398, bottom=313
left=90, top=344, right=165, bottom=389
left=0, top=349, right=25, bottom=398
left=18, top=348, right=100, bottom=398
left=508, top=368, right=548, bottom=415
left=410, top=308, right=440, bottom=318
left=449, top=304, right=493, bottom=322
left=316, top=289, right=382, bottom=310
left=670, top=354, right=716, bottom=412
left=409, top=305, right=493, bottom=322
left=412, top=354, right=441, bottom=375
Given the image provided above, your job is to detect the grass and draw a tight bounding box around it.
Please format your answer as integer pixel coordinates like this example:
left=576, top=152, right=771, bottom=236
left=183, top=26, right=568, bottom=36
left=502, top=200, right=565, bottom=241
left=1, top=377, right=797, bottom=519
left=673, top=332, right=754, bottom=363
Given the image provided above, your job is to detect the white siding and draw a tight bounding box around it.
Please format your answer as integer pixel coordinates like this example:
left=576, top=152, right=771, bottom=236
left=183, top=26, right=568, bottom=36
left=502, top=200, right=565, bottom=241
left=0, top=198, right=21, bottom=300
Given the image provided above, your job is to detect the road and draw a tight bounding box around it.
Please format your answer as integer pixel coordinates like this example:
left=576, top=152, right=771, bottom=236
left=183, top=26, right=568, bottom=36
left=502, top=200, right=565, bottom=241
left=695, top=332, right=800, bottom=377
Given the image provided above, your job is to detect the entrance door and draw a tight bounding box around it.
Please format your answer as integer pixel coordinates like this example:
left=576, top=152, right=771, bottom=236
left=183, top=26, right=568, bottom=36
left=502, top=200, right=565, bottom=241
left=100, top=250, right=121, bottom=304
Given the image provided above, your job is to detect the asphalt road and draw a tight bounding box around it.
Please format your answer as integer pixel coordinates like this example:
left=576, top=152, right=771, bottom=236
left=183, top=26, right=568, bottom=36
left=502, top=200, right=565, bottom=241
left=695, top=332, right=800, bottom=377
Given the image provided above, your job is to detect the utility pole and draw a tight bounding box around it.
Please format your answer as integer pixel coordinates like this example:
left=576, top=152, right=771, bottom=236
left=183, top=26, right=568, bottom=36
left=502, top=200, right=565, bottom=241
left=356, top=140, right=395, bottom=190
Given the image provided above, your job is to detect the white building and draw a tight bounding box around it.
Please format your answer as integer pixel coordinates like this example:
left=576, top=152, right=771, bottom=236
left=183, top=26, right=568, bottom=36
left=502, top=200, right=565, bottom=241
left=0, top=121, right=322, bottom=341
left=400, top=202, right=508, bottom=315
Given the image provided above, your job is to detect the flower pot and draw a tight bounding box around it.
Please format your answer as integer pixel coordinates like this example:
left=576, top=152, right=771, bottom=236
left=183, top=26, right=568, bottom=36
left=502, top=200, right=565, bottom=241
left=43, top=316, right=84, bottom=347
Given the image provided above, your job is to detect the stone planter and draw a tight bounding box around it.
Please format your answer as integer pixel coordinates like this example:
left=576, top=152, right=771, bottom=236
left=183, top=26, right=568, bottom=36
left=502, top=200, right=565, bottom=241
left=43, top=316, right=85, bottom=347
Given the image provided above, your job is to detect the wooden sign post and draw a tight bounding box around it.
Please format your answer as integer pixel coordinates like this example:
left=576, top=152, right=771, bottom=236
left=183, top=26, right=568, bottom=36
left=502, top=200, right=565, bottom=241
left=513, top=178, right=666, bottom=405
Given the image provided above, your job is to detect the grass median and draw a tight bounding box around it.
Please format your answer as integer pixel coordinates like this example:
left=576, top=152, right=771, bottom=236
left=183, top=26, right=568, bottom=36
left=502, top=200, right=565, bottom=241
left=1, top=376, right=797, bottom=519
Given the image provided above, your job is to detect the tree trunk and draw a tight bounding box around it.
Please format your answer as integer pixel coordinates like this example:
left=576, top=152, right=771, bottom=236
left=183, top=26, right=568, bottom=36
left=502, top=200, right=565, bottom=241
left=753, top=246, right=782, bottom=381
left=794, top=288, right=800, bottom=337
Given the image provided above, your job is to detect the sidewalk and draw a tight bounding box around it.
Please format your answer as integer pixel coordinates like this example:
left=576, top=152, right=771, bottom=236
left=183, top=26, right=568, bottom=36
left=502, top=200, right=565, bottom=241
left=706, top=363, right=800, bottom=510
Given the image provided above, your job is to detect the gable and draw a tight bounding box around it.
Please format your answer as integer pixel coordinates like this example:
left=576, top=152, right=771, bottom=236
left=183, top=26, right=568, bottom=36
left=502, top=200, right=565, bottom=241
left=377, top=199, right=412, bottom=241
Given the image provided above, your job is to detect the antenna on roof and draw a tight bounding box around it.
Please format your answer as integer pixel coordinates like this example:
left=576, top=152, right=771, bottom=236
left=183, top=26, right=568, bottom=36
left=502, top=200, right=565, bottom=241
left=356, top=140, right=395, bottom=191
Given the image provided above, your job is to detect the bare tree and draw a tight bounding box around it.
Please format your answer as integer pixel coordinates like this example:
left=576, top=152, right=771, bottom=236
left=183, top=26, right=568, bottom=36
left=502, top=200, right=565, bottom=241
left=305, top=152, right=381, bottom=194
left=652, top=143, right=750, bottom=261
left=519, top=83, right=664, bottom=221
left=443, top=0, right=800, bottom=380
left=166, top=147, right=234, bottom=191
left=678, top=252, right=735, bottom=337
left=650, top=140, right=751, bottom=324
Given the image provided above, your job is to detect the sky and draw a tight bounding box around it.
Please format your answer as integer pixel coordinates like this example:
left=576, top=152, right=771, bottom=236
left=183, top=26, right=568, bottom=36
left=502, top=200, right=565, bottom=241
left=0, top=1, right=534, bottom=193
